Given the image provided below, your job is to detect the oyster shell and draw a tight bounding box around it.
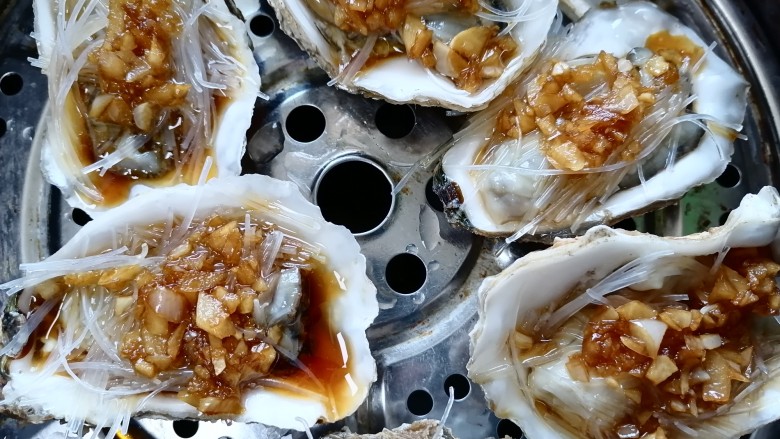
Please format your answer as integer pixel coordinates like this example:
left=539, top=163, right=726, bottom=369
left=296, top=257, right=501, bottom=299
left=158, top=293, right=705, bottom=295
left=0, top=175, right=378, bottom=435
left=268, top=0, right=557, bottom=111
left=468, top=187, right=780, bottom=438
left=436, top=1, right=749, bottom=241
left=33, top=0, right=261, bottom=214
left=325, top=420, right=457, bottom=439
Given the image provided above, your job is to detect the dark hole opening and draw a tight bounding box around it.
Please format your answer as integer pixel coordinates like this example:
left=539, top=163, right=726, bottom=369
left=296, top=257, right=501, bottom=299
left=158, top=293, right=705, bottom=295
left=72, top=208, right=93, bottom=226
left=719, top=210, right=731, bottom=226
left=249, top=13, right=275, bottom=37
left=496, top=419, right=524, bottom=439
left=172, top=420, right=199, bottom=438
left=285, top=105, right=326, bottom=143
left=0, top=73, right=23, bottom=96
left=614, top=217, right=637, bottom=231
left=406, top=389, right=433, bottom=416
left=0, top=118, right=6, bottom=138
left=316, top=159, right=392, bottom=234
left=443, top=373, right=471, bottom=400
left=716, top=164, right=741, bottom=188
left=386, top=253, right=426, bottom=294
left=425, top=178, right=444, bottom=212
left=375, top=103, right=416, bottom=139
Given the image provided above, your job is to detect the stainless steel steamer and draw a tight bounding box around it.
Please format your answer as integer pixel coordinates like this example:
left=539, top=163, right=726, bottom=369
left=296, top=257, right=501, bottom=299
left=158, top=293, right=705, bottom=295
left=0, top=0, right=778, bottom=437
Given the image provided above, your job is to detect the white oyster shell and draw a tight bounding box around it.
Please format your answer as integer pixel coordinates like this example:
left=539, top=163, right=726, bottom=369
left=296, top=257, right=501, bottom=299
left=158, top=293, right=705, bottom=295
left=33, top=0, right=260, bottom=215
left=440, top=1, right=749, bottom=237
left=468, top=187, right=780, bottom=438
left=268, top=0, right=557, bottom=111
left=0, top=175, right=378, bottom=431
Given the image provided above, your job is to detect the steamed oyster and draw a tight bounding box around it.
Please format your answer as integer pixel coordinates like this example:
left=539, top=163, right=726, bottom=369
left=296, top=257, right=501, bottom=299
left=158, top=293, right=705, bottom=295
left=268, top=0, right=557, bottom=110
left=436, top=1, right=748, bottom=241
left=0, top=175, right=378, bottom=435
left=468, top=187, right=780, bottom=438
left=33, top=0, right=260, bottom=213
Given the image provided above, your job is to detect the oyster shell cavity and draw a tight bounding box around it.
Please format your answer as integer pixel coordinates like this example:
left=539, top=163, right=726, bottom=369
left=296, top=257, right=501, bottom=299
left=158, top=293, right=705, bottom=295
left=439, top=1, right=749, bottom=239
left=0, top=175, right=378, bottom=430
left=468, top=187, right=780, bottom=438
left=269, top=0, right=558, bottom=111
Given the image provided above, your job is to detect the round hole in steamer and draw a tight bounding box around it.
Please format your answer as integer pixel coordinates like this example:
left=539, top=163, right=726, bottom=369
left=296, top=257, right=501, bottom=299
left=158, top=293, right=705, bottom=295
left=375, top=103, right=416, bottom=139
left=249, top=13, right=275, bottom=37
left=425, top=178, right=444, bottom=212
left=314, top=157, right=394, bottom=235
left=407, top=389, right=434, bottom=416
left=496, top=419, right=525, bottom=439
left=172, top=420, right=199, bottom=438
left=284, top=105, right=326, bottom=143
left=386, top=253, right=426, bottom=294
left=0, top=118, right=6, bottom=137
left=0, top=72, right=22, bottom=96
left=614, top=217, right=636, bottom=231
left=443, top=373, right=471, bottom=400
left=716, top=164, right=741, bottom=188
left=72, top=208, right=93, bottom=226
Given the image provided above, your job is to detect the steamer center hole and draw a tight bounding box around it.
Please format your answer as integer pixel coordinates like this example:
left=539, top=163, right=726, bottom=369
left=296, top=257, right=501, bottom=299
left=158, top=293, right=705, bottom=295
left=315, top=159, right=393, bottom=234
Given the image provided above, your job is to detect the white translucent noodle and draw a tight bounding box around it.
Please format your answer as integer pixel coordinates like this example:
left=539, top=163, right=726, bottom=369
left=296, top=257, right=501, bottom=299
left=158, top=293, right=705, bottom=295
left=434, top=386, right=456, bottom=439
left=296, top=417, right=315, bottom=439
left=81, top=134, right=149, bottom=176
left=1, top=246, right=162, bottom=298
left=328, top=33, right=378, bottom=87
left=476, top=0, right=555, bottom=23
left=260, top=230, right=285, bottom=278
left=0, top=298, right=59, bottom=357
left=262, top=335, right=326, bottom=392
left=542, top=250, right=675, bottom=334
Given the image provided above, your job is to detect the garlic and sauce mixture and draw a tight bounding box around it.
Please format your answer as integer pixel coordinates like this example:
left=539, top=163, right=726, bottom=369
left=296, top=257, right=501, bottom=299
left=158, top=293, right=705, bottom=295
left=468, top=187, right=780, bottom=439
left=269, top=0, right=556, bottom=110
left=33, top=0, right=259, bottom=210
left=306, top=0, right=519, bottom=92
left=516, top=248, right=780, bottom=438
left=11, top=213, right=347, bottom=415
left=438, top=2, right=748, bottom=240
left=0, top=176, right=378, bottom=436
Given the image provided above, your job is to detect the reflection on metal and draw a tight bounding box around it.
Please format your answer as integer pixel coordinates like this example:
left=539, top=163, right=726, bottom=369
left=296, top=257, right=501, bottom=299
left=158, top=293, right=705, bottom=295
left=0, top=0, right=779, bottom=437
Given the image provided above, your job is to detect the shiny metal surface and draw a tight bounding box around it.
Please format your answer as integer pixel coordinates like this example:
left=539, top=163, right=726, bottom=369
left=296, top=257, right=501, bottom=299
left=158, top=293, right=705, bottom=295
left=0, top=0, right=779, bottom=438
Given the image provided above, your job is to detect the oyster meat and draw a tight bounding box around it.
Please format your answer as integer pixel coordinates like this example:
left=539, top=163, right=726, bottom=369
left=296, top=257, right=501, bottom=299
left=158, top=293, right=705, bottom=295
left=468, top=187, right=780, bottom=438
left=268, top=0, right=557, bottom=110
left=33, top=0, right=261, bottom=213
left=0, top=175, right=378, bottom=436
left=436, top=1, right=749, bottom=241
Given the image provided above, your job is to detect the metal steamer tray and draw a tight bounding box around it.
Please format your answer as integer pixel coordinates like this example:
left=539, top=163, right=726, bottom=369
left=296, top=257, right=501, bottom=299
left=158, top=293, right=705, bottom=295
left=0, top=0, right=779, bottom=437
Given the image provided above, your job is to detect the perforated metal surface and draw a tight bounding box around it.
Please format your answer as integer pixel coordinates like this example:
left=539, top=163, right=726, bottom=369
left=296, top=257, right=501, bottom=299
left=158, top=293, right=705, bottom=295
left=0, top=0, right=779, bottom=438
